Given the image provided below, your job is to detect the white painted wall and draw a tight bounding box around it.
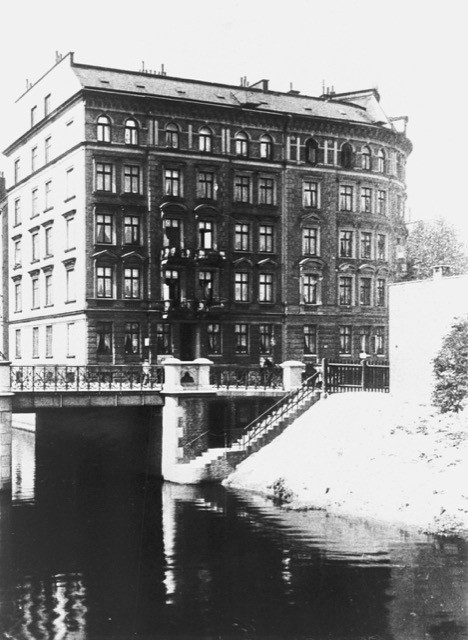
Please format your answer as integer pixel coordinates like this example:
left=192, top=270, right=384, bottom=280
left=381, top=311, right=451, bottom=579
left=389, top=274, right=468, bottom=405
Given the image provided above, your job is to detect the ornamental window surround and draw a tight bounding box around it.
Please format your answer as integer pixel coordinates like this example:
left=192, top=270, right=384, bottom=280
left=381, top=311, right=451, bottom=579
left=303, top=180, right=319, bottom=208
left=361, top=146, right=371, bottom=170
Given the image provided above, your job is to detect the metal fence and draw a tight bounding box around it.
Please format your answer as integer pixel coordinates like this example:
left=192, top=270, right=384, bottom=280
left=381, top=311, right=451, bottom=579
left=10, top=365, right=164, bottom=392
left=323, top=359, right=389, bottom=393
left=210, top=364, right=283, bottom=390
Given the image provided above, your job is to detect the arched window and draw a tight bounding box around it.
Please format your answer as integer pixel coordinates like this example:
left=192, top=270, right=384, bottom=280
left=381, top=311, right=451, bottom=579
left=97, top=115, right=111, bottom=142
left=341, top=142, right=354, bottom=169
left=166, top=123, right=179, bottom=149
left=377, top=148, right=386, bottom=173
left=305, top=138, right=320, bottom=165
left=361, top=146, right=371, bottom=171
left=198, top=126, right=212, bottom=152
left=235, top=131, right=249, bottom=157
left=125, top=119, right=138, bottom=145
left=259, top=134, right=273, bottom=159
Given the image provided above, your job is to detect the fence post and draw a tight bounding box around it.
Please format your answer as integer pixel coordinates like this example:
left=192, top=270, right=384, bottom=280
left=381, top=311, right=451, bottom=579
left=361, top=359, right=367, bottom=391
left=321, top=358, right=328, bottom=395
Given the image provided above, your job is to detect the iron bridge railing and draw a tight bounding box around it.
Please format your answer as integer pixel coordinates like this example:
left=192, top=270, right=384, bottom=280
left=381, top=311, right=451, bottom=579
left=210, top=364, right=283, bottom=390
left=10, top=365, right=164, bottom=392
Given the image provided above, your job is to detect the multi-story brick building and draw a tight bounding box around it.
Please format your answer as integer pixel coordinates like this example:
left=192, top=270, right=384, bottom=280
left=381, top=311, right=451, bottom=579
left=2, top=53, right=410, bottom=365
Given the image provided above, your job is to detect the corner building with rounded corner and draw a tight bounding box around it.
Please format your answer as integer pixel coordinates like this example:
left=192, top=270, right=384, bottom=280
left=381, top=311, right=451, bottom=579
left=3, top=53, right=411, bottom=366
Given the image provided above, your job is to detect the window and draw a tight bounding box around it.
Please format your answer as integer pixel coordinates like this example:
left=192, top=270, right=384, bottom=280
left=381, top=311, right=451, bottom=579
left=339, top=185, right=353, bottom=211
left=305, top=139, right=320, bottom=165
left=302, top=274, right=319, bottom=304
left=45, top=137, right=51, bottom=163
left=339, top=230, right=354, bottom=257
left=258, top=177, right=275, bottom=205
left=259, top=324, right=273, bottom=354
left=360, top=327, right=371, bottom=354
left=95, top=163, right=114, bottom=191
left=14, top=281, right=22, bottom=312
left=164, top=169, right=182, bottom=196
left=197, top=171, right=215, bottom=199
left=44, top=225, right=53, bottom=257
left=14, top=159, right=20, bottom=184
left=124, top=322, right=140, bottom=355
left=45, top=325, right=53, bottom=358
left=125, top=119, right=138, bottom=145
left=124, top=267, right=141, bottom=298
left=66, top=167, right=75, bottom=199
left=374, top=327, right=385, bottom=355
left=361, top=187, right=372, bottom=213
left=376, top=279, right=386, bottom=307
left=163, top=219, right=182, bottom=247
left=67, top=323, right=75, bottom=357
left=377, top=149, right=386, bottom=173
left=14, top=198, right=21, bottom=225
left=377, top=190, right=386, bottom=215
left=31, top=231, right=39, bottom=262
left=163, top=270, right=180, bottom=303
left=303, top=181, right=319, bottom=208
left=31, top=189, right=38, bottom=217
left=14, top=239, right=21, bottom=267
left=44, top=94, right=51, bottom=117
left=198, top=220, right=214, bottom=249
left=259, top=134, right=273, bottom=159
left=341, top=142, right=354, bottom=169
left=96, top=322, right=113, bottom=355
left=339, top=326, right=352, bottom=354
left=360, top=278, right=372, bottom=306
left=396, top=153, right=404, bottom=180
left=124, top=216, right=140, bottom=245
left=234, top=323, right=249, bottom=353
left=66, top=266, right=76, bottom=302
left=302, top=228, right=319, bottom=256
left=156, top=323, right=172, bottom=354
left=65, top=216, right=75, bottom=250
left=123, top=165, right=141, bottom=193
left=31, top=106, right=38, bottom=127
left=325, top=140, right=336, bottom=165
left=235, top=272, right=250, bottom=302
left=45, top=180, right=52, bottom=209
left=31, top=275, right=40, bottom=308
left=32, top=327, right=39, bottom=358
left=234, top=174, right=251, bottom=203
left=97, top=115, right=111, bottom=142
left=339, top=276, right=353, bottom=305
left=234, top=131, right=249, bottom=157
left=198, top=271, right=214, bottom=301
left=198, top=127, right=212, bottom=152
left=165, top=123, right=179, bottom=148
left=361, top=146, right=371, bottom=170
left=96, top=213, right=113, bottom=244
left=259, top=225, right=274, bottom=252
left=234, top=223, right=250, bottom=251
left=31, top=146, right=38, bottom=172
left=96, top=265, right=114, bottom=298
left=304, top=325, right=317, bottom=355
left=15, top=329, right=21, bottom=359
left=377, top=234, right=386, bottom=260
left=361, top=232, right=372, bottom=259
left=45, top=272, right=53, bottom=306
left=396, top=194, right=404, bottom=218
left=258, top=273, right=273, bottom=302
left=207, top=323, right=221, bottom=354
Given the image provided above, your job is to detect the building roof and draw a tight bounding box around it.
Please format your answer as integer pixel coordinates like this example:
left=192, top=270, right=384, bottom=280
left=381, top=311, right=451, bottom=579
left=71, top=62, right=388, bottom=127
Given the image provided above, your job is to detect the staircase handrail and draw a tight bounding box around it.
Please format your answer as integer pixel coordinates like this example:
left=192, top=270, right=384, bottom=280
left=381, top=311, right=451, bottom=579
left=239, top=373, right=319, bottom=448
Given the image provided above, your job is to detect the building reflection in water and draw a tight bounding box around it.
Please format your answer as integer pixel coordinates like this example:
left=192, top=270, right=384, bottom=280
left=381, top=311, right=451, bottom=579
left=12, top=427, right=36, bottom=504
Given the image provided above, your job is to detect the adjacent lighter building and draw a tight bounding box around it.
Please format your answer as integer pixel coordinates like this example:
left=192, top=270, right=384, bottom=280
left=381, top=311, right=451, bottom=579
left=3, top=53, right=411, bottom=365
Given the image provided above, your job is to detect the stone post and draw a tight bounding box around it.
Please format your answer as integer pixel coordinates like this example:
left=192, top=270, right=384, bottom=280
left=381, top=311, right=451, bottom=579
left=280, top=360, right=305, bottom=391
left=0, top=362, right=13, bottom=493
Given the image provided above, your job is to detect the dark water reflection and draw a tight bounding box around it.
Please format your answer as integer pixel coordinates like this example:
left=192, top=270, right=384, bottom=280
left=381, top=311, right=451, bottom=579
left=0, top=426, right=467, bottom=639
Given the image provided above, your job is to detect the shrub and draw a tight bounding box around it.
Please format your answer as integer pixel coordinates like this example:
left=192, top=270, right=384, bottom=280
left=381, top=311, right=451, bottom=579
left=433, top=316, right=468, bottom=413
left=268, top=477, right=295, bottom=505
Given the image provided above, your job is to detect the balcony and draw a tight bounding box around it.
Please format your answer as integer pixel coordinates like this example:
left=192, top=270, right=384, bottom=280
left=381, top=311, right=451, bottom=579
left=195, top=249, right=226, bottom=268
left=160, top=247, right=195, bottom=266
left=160, top=298, right=228, bottom=319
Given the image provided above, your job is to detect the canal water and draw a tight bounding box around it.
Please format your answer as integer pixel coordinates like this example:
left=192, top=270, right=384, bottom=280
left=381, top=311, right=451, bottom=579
left=0, top=425, right=467, bottom=640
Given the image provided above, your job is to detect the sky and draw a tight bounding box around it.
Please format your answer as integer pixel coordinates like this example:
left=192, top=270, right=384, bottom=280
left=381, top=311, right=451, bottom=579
left=1, top=0, right=467, bottom=241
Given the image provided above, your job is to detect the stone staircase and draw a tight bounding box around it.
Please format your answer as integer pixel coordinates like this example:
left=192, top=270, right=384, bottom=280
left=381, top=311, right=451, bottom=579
left=172, top=378, right=321, bottom=484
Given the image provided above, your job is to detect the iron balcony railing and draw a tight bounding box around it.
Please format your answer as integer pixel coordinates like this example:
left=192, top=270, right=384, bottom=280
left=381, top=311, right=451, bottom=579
left=210, top=364, right=283, bottom=390
left=11, top=365, right=164, bottom=392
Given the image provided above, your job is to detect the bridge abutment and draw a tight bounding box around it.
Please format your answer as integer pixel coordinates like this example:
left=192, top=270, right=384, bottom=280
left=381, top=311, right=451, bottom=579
left=0, top=362, right=13, bottom=493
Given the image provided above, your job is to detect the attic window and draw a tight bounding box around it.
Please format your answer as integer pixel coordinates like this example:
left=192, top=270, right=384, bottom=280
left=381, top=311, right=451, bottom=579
left=99, top=79, right=110, bottom=84
left=176, top=89, right=186, bottom=94
left=136, top=84, right=146, bottom=89
left=217, top=95, right=226, bottom=99
left=304, top=107, right=312, bottom=111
